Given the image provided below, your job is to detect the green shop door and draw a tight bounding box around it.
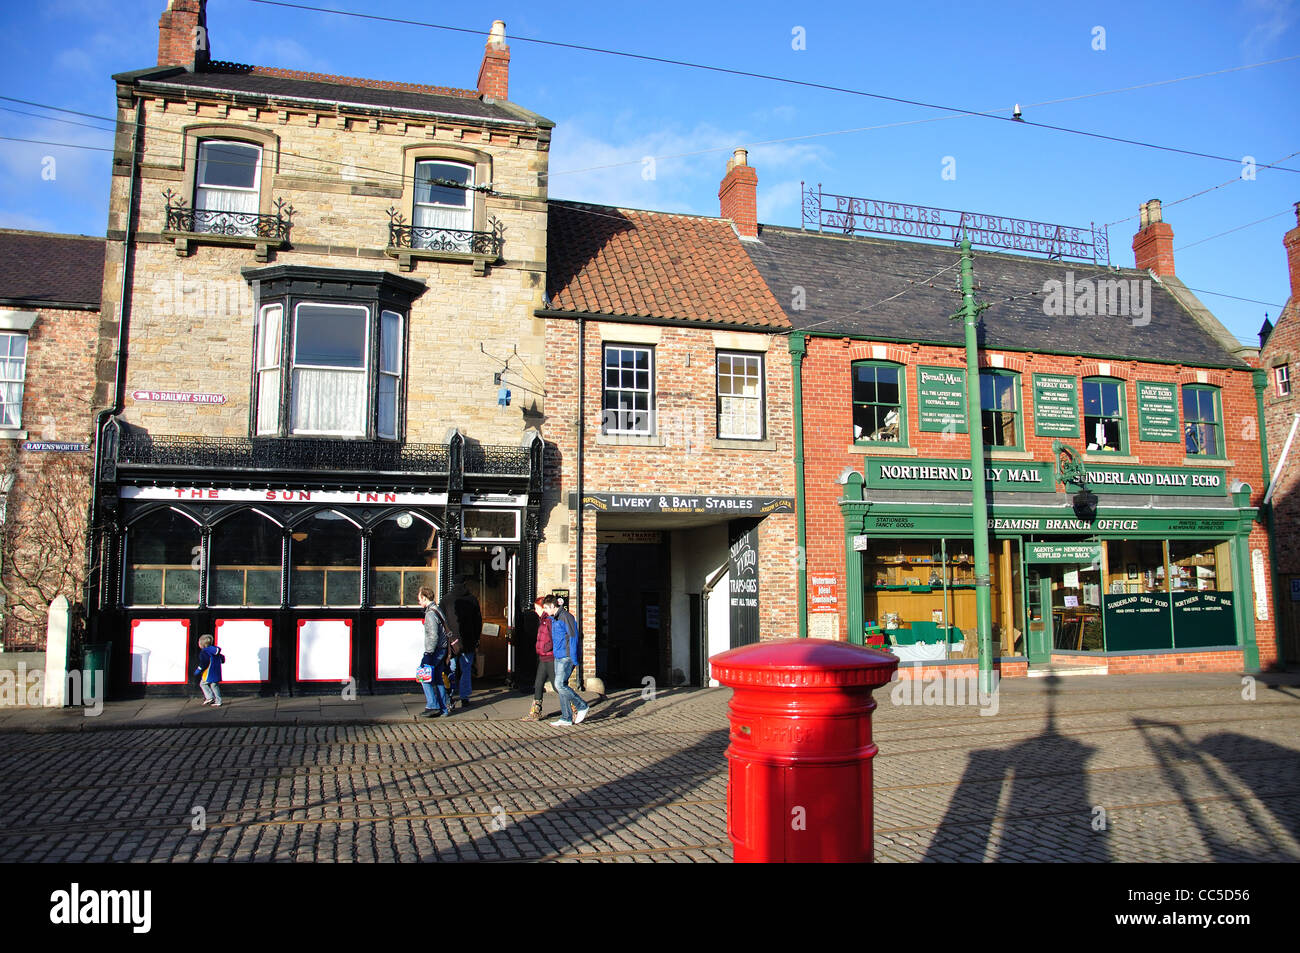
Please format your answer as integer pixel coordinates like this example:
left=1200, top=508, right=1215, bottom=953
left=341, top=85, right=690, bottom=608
left=1025, top=571, right=1052, bottom=664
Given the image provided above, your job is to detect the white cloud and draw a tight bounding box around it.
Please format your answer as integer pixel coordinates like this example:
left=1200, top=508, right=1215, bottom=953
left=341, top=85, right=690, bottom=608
left=546, top=117, right=825, bottom=225
left=1241, top=0, right=1297, bottom=55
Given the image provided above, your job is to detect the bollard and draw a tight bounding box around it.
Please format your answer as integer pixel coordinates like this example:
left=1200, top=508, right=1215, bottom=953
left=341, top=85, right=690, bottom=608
left=711, top=638, right=898, bottom=863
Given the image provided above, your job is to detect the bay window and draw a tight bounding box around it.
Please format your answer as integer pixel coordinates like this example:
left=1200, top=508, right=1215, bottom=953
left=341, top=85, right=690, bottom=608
left=245, top=266, right=425, bottom=441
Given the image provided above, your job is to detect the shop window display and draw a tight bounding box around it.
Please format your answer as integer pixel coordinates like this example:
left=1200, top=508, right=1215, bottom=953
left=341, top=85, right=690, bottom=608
left=125, top=508, right=201, bottom=607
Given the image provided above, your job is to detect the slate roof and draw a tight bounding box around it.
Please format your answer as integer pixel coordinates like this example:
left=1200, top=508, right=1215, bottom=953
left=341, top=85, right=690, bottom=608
left=744, top=226, right=1249, bottom=369
left=0, top=230, right=104, bottom=309
left=546, top=201, right=789, bottom=328
left=133, top=65, right=544, bottom=127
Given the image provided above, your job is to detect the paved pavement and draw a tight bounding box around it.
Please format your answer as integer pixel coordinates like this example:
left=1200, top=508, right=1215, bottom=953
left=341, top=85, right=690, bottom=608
left=1, top=671, right=1297, bottom=862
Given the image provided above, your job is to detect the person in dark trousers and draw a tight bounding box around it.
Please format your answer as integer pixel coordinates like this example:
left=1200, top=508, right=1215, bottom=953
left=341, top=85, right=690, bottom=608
left=511, top=593, right=540, bottom=691
left=544, top=595, right=588, bottom=726
left=193, top=634, right=224, bottom=707
left=417, top=586, right=451, bottom=718
left=521, top=597, right=552, bottom=722
left=442, top=570, right=483, bottom=709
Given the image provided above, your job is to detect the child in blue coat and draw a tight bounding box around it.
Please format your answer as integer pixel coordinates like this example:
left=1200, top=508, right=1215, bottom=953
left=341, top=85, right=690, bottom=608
left=194, top=635, right=225, bottom=707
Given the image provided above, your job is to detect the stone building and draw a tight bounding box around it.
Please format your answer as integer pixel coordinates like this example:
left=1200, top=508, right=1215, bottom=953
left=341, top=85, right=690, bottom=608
left=540, top=154, right=797, bottom=690
left=1259, top=203, right=1300, bottom=665
left=88, top=1, right=556, bottom=694
left=744, top=184, right=1277, bottom=677
left=0, top=230, right=103, bottom=649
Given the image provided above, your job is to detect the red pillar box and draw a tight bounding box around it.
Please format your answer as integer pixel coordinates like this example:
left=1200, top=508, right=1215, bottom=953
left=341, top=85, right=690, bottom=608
left=710, top=639, right=898, bottom=863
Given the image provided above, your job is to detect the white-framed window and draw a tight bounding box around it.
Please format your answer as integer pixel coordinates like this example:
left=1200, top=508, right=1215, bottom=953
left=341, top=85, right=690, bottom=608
left=602, top=345, right=654, bottom=435
left=717, top=351, right=764, bottom=439
left=254, top=305, right=282, bottom=435
left=290, top=302, right=369, bottom=437
left=377, top=310, right=402, bottom=440
left=1277, top=364, right=1291, bottom=398
left=413, top=159, right=474, bottom=250
left=194, top=140, right=262, bottom=236
left=0, top=333, right=27, bottom=429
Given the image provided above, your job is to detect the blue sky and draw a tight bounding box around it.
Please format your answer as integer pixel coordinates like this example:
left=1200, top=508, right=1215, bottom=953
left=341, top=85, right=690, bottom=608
left=1, top=0, right=1297, bottom=345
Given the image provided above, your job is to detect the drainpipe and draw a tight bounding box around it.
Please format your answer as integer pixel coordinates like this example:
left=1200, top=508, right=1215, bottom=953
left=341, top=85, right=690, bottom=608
left=86, top=92, right=143, bottom=627
left=788, top=332, right=808, bottom=638
left=576, top=315, right=586, bottom=688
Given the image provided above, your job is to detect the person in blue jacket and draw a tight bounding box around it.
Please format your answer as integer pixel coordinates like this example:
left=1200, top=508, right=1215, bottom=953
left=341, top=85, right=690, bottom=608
left=544, top=595, right=589, bottom=726
left=193, top=634, right=225, bottom=707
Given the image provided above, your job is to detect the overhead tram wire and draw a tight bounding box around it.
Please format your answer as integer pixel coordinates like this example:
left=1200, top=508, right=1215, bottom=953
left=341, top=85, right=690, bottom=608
left=1175, top=209, right=1296, bottom=251
left=246, top=0, right=1300, bottom=175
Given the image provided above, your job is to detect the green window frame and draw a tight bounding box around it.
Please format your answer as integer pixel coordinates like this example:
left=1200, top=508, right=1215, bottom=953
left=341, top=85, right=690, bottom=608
left=852, top=362, right=906, bottom=445
left=1082, top=377, right=1127, bottom=454
left=980, top=370, right=1022, bottom=449
left=1182, top=385, right=1224, bottom=457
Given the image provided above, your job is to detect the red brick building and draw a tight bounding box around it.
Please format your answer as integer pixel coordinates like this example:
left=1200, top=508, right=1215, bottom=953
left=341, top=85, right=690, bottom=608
left=0, top=230, right=104, bottom=649
left=1260, top=203, right=1300, bottom=665
left=743, top=184, right=1276, bottom=677
left=541, top=176, right=797, bottom=692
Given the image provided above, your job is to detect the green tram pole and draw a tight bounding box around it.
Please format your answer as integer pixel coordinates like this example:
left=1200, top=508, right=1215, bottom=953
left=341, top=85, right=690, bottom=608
left=954, top=238, right=995, bottom=692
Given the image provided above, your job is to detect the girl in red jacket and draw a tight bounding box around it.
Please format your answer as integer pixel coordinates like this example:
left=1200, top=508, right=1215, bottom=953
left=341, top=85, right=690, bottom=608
left=521, top=597, right=553, bottom=721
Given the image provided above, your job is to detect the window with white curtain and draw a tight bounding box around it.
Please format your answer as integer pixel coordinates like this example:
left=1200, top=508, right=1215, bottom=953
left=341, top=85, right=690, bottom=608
left=0, top=333, right=27, bottom=429
left=413, top=160, right=473, bottom=250
left=254, top=305, right=281, bottom=435
left=290, top=303, right=369, bottom=436
left=195, top=140, right=261, bottom=236
left=377, top=311, right=402, bottom=439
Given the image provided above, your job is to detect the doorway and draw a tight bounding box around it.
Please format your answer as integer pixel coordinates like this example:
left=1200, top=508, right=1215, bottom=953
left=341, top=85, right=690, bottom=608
left=1025, top=560, right=1103, bottom=664
left=596, top=540, right=669, bottom=689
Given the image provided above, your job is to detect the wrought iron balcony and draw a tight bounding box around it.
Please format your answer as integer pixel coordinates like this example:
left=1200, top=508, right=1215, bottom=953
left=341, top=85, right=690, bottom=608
left=116, top=432, right=450, bottom=476
left=463, top=444, right=531, bottom=476
left=385, top=207, right=504, bottom=274
left=162, top=190, right=294, bottom=260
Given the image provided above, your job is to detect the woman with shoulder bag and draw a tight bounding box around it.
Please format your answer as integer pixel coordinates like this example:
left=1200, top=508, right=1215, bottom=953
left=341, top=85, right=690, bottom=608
left=416, top=586, right=452, bottom=718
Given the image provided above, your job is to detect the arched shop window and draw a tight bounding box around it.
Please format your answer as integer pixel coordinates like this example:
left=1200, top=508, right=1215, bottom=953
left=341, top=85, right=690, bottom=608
left=124, top=508, right=201, bottom=606
left=289, top=510, right=361, bottom=606
left=371, top=511, right=439, bottom=606
left=209, top=509, right=283, bottom=606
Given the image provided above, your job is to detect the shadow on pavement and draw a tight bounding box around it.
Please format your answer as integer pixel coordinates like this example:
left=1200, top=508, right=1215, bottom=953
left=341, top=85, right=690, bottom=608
left=922, top=675, right=1107, bottom=862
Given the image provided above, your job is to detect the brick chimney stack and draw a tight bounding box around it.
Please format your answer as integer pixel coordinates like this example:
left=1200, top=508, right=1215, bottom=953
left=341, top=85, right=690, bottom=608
left=1132, top=198, right=1175, bottom=277
left=719, top=148, right=758, bottom=239
left=477, top=20, right=510, bottom=101
left=1285, top=202, right=1300, bottom=300
left=157, top=0, right=209, bottom=71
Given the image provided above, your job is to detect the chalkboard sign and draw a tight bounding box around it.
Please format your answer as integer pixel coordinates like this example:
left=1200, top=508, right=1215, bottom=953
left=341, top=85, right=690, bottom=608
left=1172, top=591, right=1235, bottom=648
left=728, top=519, right=760, bottom=648
left=1136, top=381, right=1180, bottom=443
left=917, top=365, right=968, bottom=433
left=1102, top=593, right=1171, bottom=650
left=1032, top=374, right=1080, bottom=437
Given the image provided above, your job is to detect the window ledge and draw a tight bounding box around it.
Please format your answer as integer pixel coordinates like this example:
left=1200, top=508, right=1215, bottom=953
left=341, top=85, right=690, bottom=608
left=0, top=429, right=28, bottom=441
left=713, top=437, right=776, bottom=451
left=1082, top=453, right=1140, bottom=464
left=163, top=230, right=285, bottom=263
left=385, top=246, right=499, bottom=276
left=1183, top=457, right=1232, bottom=467
left=854, top=444, right=917, bottom=456
left=596, top=432, right=663, bottom=448
left=987, top=450, right=1034, bottom=461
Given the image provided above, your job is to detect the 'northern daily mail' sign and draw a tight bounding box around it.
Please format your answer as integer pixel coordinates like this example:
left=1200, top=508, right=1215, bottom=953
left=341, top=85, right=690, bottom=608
left=1136, top=381, right=1180, bottom=443
left=1032, top=374, right=1080, bottom=437
left=916, top=366, right=968, bottom=433
left=866, top=458, right=1054, bottom=492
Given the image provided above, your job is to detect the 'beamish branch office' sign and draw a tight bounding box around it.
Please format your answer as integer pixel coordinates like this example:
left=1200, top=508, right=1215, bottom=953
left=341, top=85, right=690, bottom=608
left=802, top=186, right=1111, bottom=264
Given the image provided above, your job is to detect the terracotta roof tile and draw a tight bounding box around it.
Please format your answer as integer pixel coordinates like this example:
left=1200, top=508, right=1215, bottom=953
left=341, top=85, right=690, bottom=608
left=546, top=201, right=789, bottom=328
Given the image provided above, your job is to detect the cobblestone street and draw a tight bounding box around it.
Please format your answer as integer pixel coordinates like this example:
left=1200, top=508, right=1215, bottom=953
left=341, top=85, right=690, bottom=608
left=1, top=672, right=1297, bottom=862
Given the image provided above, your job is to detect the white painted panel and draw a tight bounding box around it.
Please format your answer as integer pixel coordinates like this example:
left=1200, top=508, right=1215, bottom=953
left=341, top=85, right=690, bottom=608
left=130, top=619, right=190, bottom=684
left=214, top=619, right=272, bottom=683
left=296, top=619, right=352, bottom=681
left=375, top=618, right=424, bottom=681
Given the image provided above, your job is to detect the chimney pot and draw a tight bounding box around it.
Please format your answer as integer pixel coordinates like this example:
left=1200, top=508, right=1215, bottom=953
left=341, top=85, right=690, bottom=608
left=1133, top=198, right=1175, bottom=277
left=719, top=149, right=758, bottom=239
left=157, top=0, right=209, bottom=71
left=733, top=148, right=748, bottom=167
left=477, top=19, right=511, bottom=100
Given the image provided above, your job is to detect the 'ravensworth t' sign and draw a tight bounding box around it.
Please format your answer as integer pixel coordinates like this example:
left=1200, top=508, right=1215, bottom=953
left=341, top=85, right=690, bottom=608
left=802, top=184, right=1110, bottom=264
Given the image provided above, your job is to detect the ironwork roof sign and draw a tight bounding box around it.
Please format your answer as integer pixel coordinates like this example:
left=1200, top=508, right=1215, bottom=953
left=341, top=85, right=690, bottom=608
left=801, top=183, right=1110, bottom=264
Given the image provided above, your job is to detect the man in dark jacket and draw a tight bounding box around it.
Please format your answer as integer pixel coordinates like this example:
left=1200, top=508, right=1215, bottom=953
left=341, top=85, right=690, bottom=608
left=441, top=570, right=482, bottom=709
